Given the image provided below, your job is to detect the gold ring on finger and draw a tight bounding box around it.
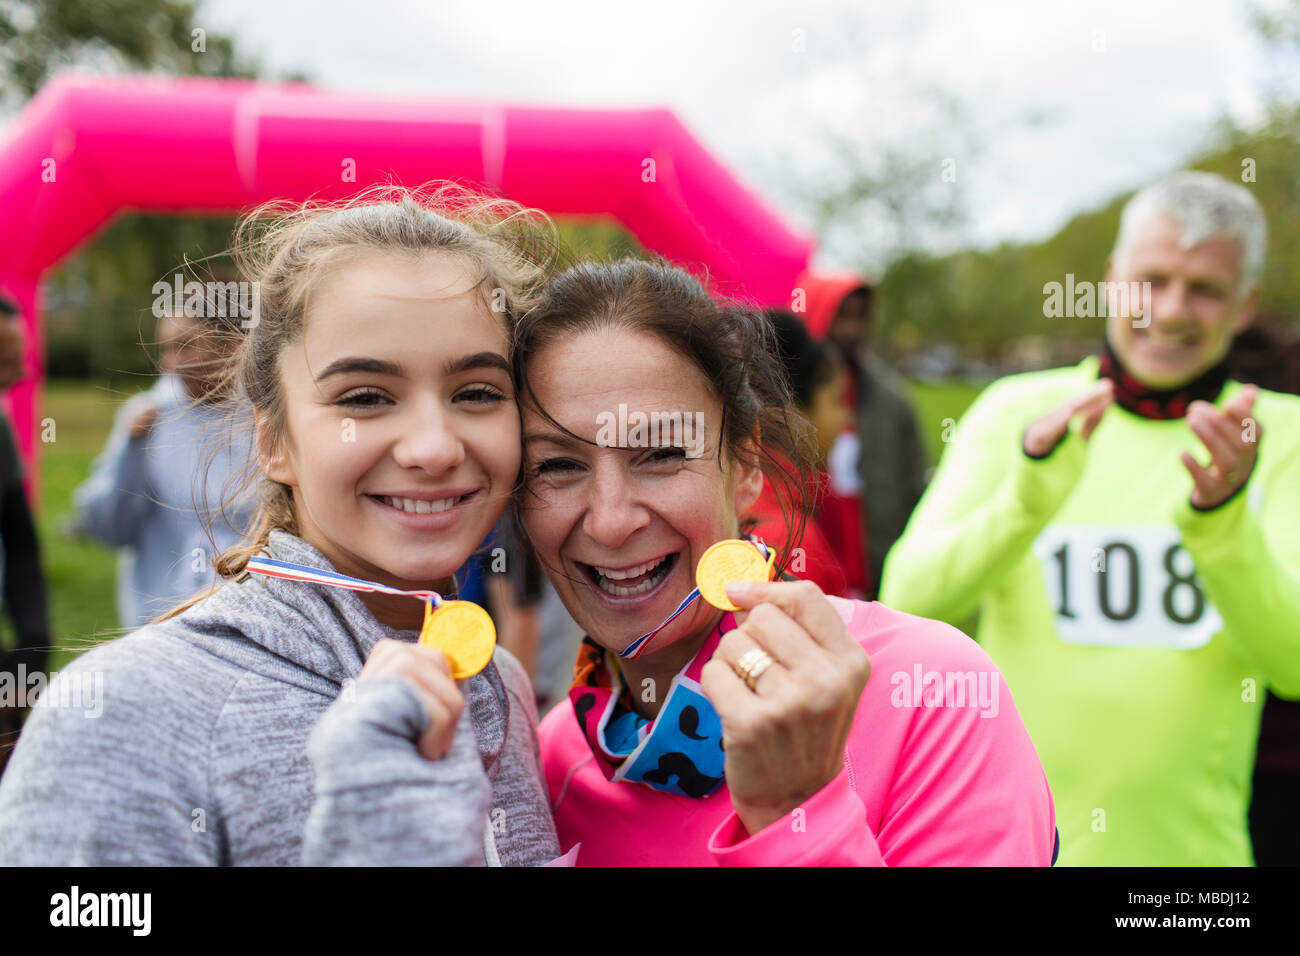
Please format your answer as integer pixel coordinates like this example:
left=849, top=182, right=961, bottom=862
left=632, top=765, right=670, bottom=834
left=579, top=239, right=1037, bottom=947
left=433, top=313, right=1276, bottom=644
left=733, top=647, right=776, bottom=692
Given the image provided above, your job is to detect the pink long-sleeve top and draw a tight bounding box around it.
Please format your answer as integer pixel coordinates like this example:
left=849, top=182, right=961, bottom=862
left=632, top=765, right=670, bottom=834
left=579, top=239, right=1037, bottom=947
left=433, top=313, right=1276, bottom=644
left=539, top=597, right=1056, bottom=866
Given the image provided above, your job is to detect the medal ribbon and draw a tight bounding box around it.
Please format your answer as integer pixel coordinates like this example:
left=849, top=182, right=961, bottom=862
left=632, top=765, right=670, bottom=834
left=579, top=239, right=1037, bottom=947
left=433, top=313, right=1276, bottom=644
left=618, top=537, right=771, bottom=661
left=245, top=555, right=498, bottom=681
left=244, top=556, right=446, bottom=607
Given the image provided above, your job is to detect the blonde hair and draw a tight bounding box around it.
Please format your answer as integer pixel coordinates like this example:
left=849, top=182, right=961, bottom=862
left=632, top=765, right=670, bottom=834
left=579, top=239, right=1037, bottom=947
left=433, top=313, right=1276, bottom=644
left=155, top=182, right=557, bottom=623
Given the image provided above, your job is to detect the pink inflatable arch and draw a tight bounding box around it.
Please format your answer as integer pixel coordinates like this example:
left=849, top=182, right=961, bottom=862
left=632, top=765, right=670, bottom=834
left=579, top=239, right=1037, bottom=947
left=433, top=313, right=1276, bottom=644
left=0, top=72, right=814, bottom=501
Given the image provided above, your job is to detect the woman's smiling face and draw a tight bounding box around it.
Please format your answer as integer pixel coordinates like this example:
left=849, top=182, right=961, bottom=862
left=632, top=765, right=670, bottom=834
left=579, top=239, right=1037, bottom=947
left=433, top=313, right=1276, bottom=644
left=520, top=327, right=763, bottom=654
left=260, top=250, right=519, bottom=593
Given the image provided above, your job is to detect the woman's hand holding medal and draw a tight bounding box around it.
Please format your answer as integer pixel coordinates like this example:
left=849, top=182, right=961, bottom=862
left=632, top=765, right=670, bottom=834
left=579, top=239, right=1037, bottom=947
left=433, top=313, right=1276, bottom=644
left=700, top=576, right=872, bottom=838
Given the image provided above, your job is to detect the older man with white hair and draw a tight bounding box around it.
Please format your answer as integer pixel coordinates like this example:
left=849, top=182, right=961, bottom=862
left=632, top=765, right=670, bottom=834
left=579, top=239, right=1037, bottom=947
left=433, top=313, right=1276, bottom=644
left=881, top=171, right=1300, bottom=866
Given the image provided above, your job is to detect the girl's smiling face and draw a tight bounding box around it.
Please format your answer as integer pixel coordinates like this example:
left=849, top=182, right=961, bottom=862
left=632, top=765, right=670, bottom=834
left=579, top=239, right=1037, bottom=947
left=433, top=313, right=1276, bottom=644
left=520, top=327, right=763, bottom=655
left=260, top=251, right=518, bottom=606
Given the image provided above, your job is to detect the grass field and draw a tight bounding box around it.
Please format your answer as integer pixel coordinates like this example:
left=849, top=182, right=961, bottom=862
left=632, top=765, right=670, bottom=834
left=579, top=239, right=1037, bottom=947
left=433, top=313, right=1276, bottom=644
left=908, top=379, right=983, bottom=468
left=2, top=377, right=983, bottom=672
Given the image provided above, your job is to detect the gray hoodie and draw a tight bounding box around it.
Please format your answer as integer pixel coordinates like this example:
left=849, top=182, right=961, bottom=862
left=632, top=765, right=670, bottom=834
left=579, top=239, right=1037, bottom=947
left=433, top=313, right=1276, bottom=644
left=0, top=529, right=559, bottom=866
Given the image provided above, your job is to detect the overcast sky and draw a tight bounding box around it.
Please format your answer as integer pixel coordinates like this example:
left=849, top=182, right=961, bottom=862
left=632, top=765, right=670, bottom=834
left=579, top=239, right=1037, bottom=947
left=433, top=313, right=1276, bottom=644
left=186, top=0, right=1299, bottom=269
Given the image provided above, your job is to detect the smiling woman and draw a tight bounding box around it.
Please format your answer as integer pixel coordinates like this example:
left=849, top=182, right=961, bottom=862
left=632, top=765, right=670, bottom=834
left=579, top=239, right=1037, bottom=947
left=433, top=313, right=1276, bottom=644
left=512, top=258, right=1058, bottom=865
left=0, top=184, right=563, bottom=866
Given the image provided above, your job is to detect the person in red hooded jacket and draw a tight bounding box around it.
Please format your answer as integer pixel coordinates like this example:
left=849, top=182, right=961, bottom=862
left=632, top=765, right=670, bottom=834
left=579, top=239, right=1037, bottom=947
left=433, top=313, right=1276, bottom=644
left=744, top=312, right=851, bottom=597
left=796, top=272, right=927, bottom=600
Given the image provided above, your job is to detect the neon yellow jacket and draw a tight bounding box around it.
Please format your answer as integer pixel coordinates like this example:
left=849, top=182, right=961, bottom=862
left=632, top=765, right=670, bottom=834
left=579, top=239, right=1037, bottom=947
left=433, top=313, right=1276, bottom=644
left=881, top=356, right=1300, bottom=866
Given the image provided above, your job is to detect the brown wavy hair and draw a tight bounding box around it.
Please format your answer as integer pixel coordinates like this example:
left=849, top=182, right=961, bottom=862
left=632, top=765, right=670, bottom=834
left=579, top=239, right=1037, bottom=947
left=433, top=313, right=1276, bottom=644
left=510, top=257, right=815, bottom=579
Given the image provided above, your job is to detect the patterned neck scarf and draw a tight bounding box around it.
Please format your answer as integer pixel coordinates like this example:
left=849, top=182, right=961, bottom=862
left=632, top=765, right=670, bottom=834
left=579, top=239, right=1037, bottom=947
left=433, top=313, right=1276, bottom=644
left=569, top=614, right=733, bottom=798
left=1098, top=338, right=1229, bottom=420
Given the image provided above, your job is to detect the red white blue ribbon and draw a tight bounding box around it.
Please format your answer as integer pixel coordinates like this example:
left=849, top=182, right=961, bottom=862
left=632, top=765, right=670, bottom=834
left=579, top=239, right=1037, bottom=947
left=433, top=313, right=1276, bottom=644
left=618, top=538, right=771, bottom=661
left=244, top=556, right=446, bottom=606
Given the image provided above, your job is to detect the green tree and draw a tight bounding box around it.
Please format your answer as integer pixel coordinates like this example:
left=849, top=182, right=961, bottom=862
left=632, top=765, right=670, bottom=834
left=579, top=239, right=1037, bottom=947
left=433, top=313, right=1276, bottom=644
left=806, top=89, right=978, bottom=280
left=0, top=1, right=303, bottom=380
left=0, top=0, right=258, bottom=110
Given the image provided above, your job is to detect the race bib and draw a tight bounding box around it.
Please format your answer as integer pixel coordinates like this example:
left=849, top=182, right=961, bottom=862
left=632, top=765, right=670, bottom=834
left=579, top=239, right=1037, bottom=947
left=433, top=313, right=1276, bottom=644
left=1032, top=525, right=1222, bottom=649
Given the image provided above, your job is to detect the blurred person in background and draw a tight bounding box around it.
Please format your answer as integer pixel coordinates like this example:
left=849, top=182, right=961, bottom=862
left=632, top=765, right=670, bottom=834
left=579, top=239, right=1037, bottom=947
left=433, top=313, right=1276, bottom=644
left=490, top=520, right=583, bottom=715
left=751, top=310, right=851, bottom=597
left=444, top=518, right=580, bottom=712
left=882, top=171, right=1300, bottom=865
left=1227, top=315, right=1300, bottom=867
left=799, top=273, right=926, bottom=600
left=0, top=291, right=52, bottom=776
left=72, top=292, right=256, bottom=627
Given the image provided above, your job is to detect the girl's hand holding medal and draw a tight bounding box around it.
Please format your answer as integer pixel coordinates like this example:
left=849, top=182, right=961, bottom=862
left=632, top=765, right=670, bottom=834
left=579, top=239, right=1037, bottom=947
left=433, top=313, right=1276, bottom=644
left=359, top=600, right=496, bottom=762
left=243, top=558, right=497, bottom=761
left=360, top=640, right=465, bottom=761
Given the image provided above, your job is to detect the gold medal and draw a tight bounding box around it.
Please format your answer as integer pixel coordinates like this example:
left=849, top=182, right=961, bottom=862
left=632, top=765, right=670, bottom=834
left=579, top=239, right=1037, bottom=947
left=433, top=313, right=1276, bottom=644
left=695, top=539, right=776, bottom=611
left=418, top=600, right=496, bottom=680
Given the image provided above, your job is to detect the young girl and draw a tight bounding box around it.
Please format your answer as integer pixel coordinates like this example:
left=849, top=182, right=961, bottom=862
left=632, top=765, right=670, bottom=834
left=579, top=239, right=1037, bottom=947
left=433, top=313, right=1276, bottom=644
left=0, top=185, right=560, bottom=866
